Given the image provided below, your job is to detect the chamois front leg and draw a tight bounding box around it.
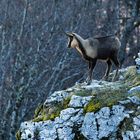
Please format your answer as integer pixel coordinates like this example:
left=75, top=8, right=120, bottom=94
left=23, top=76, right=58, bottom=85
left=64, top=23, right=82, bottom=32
left=111, top=55, right=120, bottom=81
left=102, top=59, right=112, bottom=81
left=86, top=59, right=97, bottom=84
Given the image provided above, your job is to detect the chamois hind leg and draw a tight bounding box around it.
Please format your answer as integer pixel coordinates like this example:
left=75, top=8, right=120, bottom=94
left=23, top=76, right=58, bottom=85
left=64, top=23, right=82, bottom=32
left=111, top=55, right=120, bottom=81
left=102, top=59, right=112, bottom=81
left=86, top=59, right=97, bottom=84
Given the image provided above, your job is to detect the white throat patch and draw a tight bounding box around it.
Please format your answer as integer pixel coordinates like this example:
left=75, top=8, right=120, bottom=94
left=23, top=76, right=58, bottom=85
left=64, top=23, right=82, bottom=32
left=72, top=33, right=97, bottom=59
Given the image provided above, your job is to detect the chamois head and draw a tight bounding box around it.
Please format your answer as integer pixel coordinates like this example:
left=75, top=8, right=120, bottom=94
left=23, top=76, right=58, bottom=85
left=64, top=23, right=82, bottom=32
left=65, top=32, right=79, bottom=49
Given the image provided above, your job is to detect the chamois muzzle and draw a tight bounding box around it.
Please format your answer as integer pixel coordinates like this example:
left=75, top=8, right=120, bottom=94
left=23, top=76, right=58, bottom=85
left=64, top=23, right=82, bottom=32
left=65, top=32, right=73, bottom=37
left=65, top=32, right=73, bottom=48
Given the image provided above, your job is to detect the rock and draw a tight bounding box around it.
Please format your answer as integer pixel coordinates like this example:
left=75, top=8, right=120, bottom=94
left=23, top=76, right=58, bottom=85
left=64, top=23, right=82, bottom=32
left=56, top=108, right=84, bottom=140
left=112, top=105, right=126, bottom=116
left=82, top=80, right=102, bottom=90
left=21, top=129, right=34, bottom=140
left=118, top=100, right=131, bottom=105
left=20, top=121, right=37, bottom=139
left=81, top=105, right=130, bottom=140
left=59, top=108, right=81, bottom=121
left=135, top=56, right=140, bottom=74
left=96, top=107, right=110, bottom=119
left=136, top=58, right=140, bottom=66
left=135, top=130, right=140, bottom=140
left=119, top=75, right=125, bottom=80
left=119, top=96, right=140, bottom=107
left=20, top=108, right=84, bottom=140
left=39, top=123, right=57, bottom=140
left=81, top=80, right=125, bottom=97
left=44, top=91, right=69, bottom=105
left=138, top=52, right=140, bottom=58
left=98, top=106, right=129, bottom=139
left=70, top=109, right=84, bottom=125
left=133, top=115, right=140, bottom=131
left=20, top=120, right=58, bottom=140
left=96, top=107, right=114, bottom=139
left=128, top=86, right=140, bottom=94
left=128, top=96, right=140, bottom=105
left=40, top=121, right=57, bottom=139
left=57, top=126, right=74, bottom=140
left=135, top=52, right=140, bottom=74
left=122, top=115, right=140, bottom=140
left=122, top=131, right=135, bottom=140
left=81, top=113, right=98, bottom=140
left=19, top=93, right=140, bottom=140
left=69, top=95, right=92, bottom=108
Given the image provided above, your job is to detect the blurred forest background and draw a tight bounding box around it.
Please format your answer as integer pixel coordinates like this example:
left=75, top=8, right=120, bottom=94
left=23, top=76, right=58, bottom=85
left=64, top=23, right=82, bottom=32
left=0, top=0, right=140, bottom=139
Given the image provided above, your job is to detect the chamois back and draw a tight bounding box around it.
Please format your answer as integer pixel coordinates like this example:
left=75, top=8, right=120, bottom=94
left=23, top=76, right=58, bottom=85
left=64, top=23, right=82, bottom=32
left=87, top=36, right=120, bottom=60
left=73, top=32, right=120, bottom=60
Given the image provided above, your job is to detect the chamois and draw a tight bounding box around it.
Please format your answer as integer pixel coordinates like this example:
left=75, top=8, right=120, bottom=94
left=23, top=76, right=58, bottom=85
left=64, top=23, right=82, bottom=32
left=66, top=32, right=120, bottom=84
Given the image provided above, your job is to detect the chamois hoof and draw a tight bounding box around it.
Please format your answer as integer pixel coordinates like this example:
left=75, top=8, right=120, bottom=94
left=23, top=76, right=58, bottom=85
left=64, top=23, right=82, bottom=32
left=86, top=81, right=91, bottom=85
left=102, top=76, right=108, bottom=81
left=112, top=76, right=119, bottom=82
left=85, top=79, right=92, bottom=85
left=112, top=78, right=116, bottom=82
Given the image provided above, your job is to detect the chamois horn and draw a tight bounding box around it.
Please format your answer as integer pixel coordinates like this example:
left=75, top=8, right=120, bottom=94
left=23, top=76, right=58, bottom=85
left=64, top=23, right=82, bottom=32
left=65, top=32, right=73, bottom=37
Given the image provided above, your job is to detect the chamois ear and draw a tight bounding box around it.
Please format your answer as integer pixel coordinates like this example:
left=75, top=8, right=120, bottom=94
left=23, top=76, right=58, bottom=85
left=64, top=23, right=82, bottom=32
left=65, top=32, right=73, bottom=38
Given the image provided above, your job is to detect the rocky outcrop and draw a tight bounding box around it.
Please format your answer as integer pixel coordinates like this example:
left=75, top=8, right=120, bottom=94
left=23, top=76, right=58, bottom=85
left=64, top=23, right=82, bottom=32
left=17, top=94, right=140, bottom=140
left=17, top=64, right=140, bottom=140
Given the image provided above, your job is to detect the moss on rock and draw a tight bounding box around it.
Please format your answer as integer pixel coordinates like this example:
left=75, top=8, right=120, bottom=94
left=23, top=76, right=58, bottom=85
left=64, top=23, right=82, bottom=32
left=32, top=97, right=71, bottom=122
left=84, top=83, right=128, bottom=113
left=15, top=130, right=21, bottom=140
left=83, top=66, right=140, bottom=113
left=84, top=101, right=101, bottom=113
left=124, top=66, right=140, bottom=87
left=34, top=104, right=43, bottom=118
left=74, top=89, right=92, bottom=97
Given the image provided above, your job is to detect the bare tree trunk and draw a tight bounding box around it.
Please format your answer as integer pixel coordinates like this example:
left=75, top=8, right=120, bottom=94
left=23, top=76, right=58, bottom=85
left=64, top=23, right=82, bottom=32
left=119, top=0, right=140, bottom=66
